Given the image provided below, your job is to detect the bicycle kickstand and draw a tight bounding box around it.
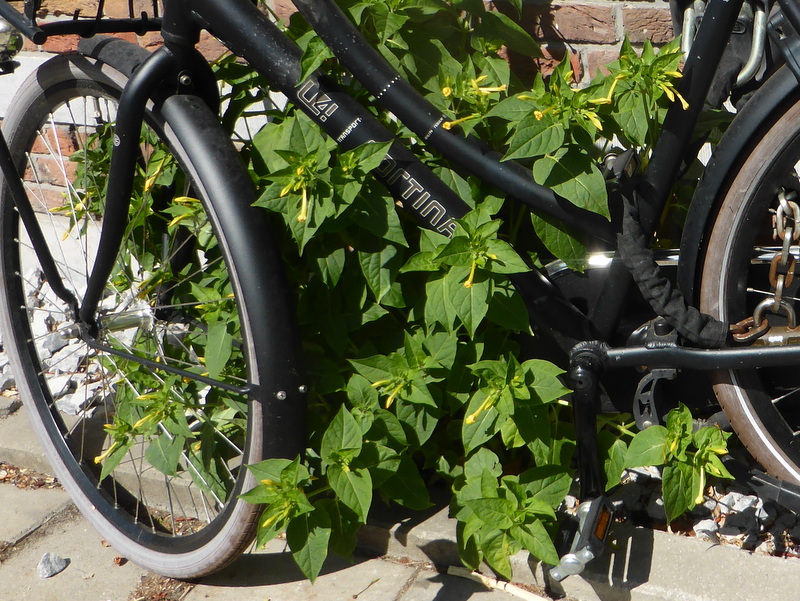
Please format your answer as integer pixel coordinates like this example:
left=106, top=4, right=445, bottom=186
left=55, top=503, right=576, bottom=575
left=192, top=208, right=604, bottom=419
left=550, top=342, right=615, bottom=583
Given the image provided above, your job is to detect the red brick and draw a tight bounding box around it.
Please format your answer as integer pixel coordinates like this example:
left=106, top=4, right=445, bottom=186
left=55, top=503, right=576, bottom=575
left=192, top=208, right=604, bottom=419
left=28, top=155, right=79, bottom=188
left=34, top=0, right=100, bottom=18
left=522, top=2, right=618, bottom=44
left=137, top=31, right=163, bottom=52
left=30, top=124, right=84, bottom=156
left=197, top=32, right=228, bottom=61
left=40, top=35, right=80, bottom=53
left=104, top=0, right=160, bottom=19
left=586, top=46, right=622, bottom=79
left=623, top=6, right=674, bottom=44
left=108, top=31, right=139, bottom=44
left=271, top=0, right=297, bottom=25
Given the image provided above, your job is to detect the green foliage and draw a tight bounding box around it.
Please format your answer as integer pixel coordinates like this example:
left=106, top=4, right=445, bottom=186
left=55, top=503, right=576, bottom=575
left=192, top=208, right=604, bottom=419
left=218, top=1, right=704, bottom=584
left=624, top=405, right=734, bottom=523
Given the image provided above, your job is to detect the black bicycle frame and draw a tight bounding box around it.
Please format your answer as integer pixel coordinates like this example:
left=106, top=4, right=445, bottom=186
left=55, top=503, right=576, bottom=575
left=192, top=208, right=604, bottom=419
left=5, top=0, right=800, bottom=372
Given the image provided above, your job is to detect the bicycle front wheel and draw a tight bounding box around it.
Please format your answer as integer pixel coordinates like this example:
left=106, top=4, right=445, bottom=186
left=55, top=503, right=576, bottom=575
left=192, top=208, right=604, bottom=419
left=0, top=53, right=302, bottom=577
left=700, top=95, right=800, bottom=484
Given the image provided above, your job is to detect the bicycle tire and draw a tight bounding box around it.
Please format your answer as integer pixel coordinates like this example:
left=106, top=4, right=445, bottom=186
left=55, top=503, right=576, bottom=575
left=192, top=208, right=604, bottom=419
left=0, top=53, right=301, bottom=577
left=700, top=94, right=800, bottom=484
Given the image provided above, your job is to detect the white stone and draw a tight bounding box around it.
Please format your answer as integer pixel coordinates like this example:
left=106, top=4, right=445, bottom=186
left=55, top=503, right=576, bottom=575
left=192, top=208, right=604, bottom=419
left=43, top=343, right=83, bottom=375
left=718, top=491, right=745, bottom=514
left=55, top=381, right=111, bottom=416
left=37, top=552, right=69, bottom=578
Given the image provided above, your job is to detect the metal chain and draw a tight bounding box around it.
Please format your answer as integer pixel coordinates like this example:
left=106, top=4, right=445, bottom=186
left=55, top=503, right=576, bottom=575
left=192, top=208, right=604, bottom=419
left=732, top=189, right=800, bottom=343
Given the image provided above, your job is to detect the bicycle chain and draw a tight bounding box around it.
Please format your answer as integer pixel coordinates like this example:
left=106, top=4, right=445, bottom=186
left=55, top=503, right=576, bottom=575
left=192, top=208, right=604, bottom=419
left=732, top=189, right=800, bottom=342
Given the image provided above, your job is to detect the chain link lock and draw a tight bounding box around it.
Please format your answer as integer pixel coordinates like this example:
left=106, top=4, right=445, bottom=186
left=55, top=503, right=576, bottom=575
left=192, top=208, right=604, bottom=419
left=733, top=189, right=800, bottom=343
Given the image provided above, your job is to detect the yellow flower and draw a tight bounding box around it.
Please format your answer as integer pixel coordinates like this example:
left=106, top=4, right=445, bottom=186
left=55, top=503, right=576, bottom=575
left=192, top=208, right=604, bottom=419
left=659, top=82, right=689, bottom=110
left=442, top=86, right=452, bottom=97
left=583, top=110, right=603, bottom=131
left=442, top=113, right=480, bottom=130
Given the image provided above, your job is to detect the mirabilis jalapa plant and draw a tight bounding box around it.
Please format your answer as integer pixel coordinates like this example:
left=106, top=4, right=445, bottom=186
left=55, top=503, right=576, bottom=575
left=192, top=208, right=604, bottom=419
left=207, top=0, right=732, bottom=582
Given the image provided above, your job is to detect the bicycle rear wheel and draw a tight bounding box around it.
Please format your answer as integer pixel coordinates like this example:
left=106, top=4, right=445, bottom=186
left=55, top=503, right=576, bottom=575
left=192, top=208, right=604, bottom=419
left=700, top=95, right=800, bottom=484
left=0, top=53, right=302, bottom=576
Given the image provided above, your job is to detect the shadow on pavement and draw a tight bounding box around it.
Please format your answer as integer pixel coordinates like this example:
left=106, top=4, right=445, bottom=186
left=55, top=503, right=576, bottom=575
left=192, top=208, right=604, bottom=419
left=195, top=548, right=365, bottom=588
left=548, top=525, right=655, bottom=601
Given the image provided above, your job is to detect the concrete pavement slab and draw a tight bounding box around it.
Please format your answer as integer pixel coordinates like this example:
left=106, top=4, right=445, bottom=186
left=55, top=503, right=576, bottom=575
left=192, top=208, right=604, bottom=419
left=0, top=480, right=70, bottom=545
left=184, top=539, right=418, bottom=601
left=398, top=569, right=545, bottom=601
left=184, top=538, right=528, bottom=601
left=0, top=507, right=147, bottom=600
left=0, top=405, right=55, bottom=476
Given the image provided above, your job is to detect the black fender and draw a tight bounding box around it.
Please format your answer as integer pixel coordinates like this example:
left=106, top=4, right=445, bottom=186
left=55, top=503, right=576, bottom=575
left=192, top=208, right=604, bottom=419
left=678, top=65, right=800, bottom=302
left=160, top=94, right=306, bottom=459
left=77, top=38, right=306, bottom=457
left=77, top=36, right=220, bottom=111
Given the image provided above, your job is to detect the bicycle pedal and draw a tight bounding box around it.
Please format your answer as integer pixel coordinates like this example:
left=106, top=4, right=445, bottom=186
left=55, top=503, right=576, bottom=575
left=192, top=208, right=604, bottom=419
left=550, top=496, right=614, bottom=582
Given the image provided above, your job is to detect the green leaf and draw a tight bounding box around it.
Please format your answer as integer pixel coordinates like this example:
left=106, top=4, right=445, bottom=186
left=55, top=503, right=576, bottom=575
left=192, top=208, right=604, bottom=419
left=475, top=11, right=540, bottom=57
left=487, top=286, right=529, bottom=331
left=665, top=404, right=693, bottom=461
left=456, top=520, right=482, bottom=570
left=353, top=442, right=400, bottom=487
left=286, top=506, right=332, bottom=583
left=505, top=114, right=565, bottom=161
left=531, top=214, right=588, bottom=270
left=435, top=237, right=474, bottom=267
left=510, top=521, right=559, bottom=565
left=624, top=425, right=668, bottom=468
left=462, top=391, right=501, bottom=454
left=380, top=455, right=432, bottom=510
left=518, top=465, right=571, bottom=508
left=444, top=267, right=491, bottom=337
left=466, top=497, right=516, bottom=530
left=327, top=464, right=373, bottom=522
left=347, top=374, right=380, bottom=410
left=526, top=359, right=569, bottom=403
left=599, top=430, right=627, bottom=490
left=533, top=148, right=609, bottom=218
left=205, top=322, right=233, bottom=379
left=321, top=406, right=363, bottom=465
left=662, top=461, right=696, bottom=523
left=316, top=498, right=358, bottom=562
left=464, top=448, right=502, bottom=480
left=425, top=272, right=455, bottom=331
left=98, top=440, right=133, bottom=482
left=485, top=239, right=530, bottom=274
left=358, top=243, right=401, bottom=303
left=369, top=409, right=408, bottom=448
left=298, top=34, right=334, bottom=83
left=145, top=434, right=185, bottom=477
left=423, top=331, right=458, bottom=369
left=345, top=140, right=393, bottom=172
left=615, top=90, right=649, bottom=148
left=481, top=531, right=517, bottom=581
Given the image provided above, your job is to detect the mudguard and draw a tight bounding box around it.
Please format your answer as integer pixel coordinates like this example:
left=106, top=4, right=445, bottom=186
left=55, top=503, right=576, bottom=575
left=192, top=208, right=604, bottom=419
left=77, top=36, right=220, bottom=110
left=678, top=64, right=800, bottom=303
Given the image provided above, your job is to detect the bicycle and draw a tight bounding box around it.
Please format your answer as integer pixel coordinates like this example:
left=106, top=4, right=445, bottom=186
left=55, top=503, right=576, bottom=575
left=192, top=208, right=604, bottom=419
left=0, top=0, right=800, bottom=583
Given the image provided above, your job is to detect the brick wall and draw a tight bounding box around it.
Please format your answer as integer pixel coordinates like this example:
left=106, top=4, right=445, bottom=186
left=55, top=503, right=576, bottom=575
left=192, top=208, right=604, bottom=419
left=17, top=0, right=675, bottom=83
left=518, top=0, right=674, bottom=83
